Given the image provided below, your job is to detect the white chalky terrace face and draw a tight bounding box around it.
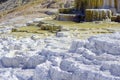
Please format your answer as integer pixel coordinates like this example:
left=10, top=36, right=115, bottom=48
left=0, top=32, right=120, bottom=80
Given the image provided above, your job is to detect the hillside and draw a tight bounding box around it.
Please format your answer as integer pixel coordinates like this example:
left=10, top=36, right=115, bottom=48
left=0, top=0, right=74, bottom=14
left=0, top=0, right=32, bottom=12
left=0, top=0, right=74, bottom=27
left=0, top=0, right=74, bottom=22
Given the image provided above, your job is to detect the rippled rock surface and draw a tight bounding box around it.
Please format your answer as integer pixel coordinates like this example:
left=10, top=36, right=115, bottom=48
left=0, top=33, right=120, bottom=80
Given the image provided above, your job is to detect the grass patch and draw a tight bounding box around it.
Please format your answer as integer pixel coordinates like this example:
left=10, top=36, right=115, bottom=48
left=11, top=20, right=120, bottom=39
left=40, top=20, right=120, bottom=39
left=11, top=26, right=54, bottom=38
left=42, top=20, right=120, bottom=29
left=12, top=26, right=49, bottom=33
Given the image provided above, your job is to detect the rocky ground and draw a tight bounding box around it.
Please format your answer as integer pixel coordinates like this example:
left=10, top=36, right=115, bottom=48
left=0, top=31, right=120, bottom=80
left=0, top=8, right=120, bottom=80
left=0, top=1, right=120, bottom=80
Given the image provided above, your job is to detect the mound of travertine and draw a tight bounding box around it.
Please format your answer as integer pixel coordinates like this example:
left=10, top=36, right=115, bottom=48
left=0, top=32, right=120, bottom=80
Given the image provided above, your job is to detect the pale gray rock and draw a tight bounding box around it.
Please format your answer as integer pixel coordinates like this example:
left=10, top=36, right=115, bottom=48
left=14, top=24, right=27, bottom=27
left=110, top=63, right=120, bottom=77
left=48, top=56, right=62, bottom=66
left=33, top=18, right=44, bottom=23
left=86, top=33, right=120, bottom=55
left=56, top=31, right=70, bottom=37
left=69, top=39, right=87, bottom=52
left=31, top=35, right=41, bottom=40
left=0, top=68, right=18, bottom=80
left=76, top=47, right=86, bottom=54
left=50, top=66, right=72, bottom=80
left=60, top=58, right=78, bottom=72
left=26, top=21, right=34, bottom=26
left=33, top=61, right=52, bottom=80
left=41, top=48, right=67, bottom=58
left=24, top=55, right=46, bottom=68
left=82, top=49, right=96, bottom=60
left=1, top=55, right=26, bottom=68
left=100, top=63, right=111, bottom=71
left=15, top=69, right=34, bottom=80
left=45, top=9, right=58, bottom=15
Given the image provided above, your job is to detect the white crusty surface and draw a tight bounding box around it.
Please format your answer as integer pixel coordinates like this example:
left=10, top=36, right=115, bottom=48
left=0, top=33, right=120, bottom=80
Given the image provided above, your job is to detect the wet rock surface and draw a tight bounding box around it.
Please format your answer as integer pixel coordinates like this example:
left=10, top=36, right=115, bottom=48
left=0, top=32, right=120, bottom=80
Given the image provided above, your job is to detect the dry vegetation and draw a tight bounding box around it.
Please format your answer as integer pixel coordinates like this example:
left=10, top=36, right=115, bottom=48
left=0, top=0, right=44, bottom=18
left=10, top=20, right=120, bottom=39
left=42, top=20, right=120, bottom=28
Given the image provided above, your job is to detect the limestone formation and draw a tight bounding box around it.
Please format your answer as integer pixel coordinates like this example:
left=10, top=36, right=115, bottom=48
left=75, top=0, right=120, bottom=13
left=85, top=9, right=112, bottom=21
left=0, top=33, right=120, bottom=80
left=58, top=0, right=120, bottom=22
left=57, top=14, right=77, bottom=21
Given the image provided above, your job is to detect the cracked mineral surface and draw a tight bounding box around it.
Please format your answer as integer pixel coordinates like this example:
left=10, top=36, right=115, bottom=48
left=0, top=32, right=120, bottom=80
